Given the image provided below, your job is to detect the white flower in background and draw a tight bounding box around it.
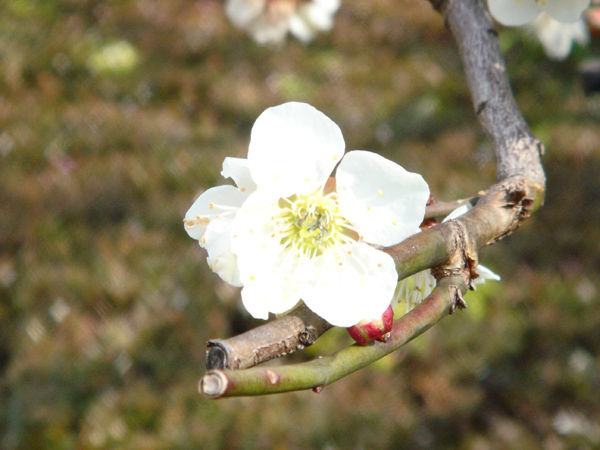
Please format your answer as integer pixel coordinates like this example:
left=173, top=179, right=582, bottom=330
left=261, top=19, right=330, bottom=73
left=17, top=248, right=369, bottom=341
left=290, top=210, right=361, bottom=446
left=225, top=0, right=340, bottom=45
left=487, top=0, right=590, bottom=26
left=530, top=13, right=589, bottom=60
left=393, top=204, right=501, bottom=313
left=184, top=102, right=430, bottom=327
left=394, top=269, right=437, bottom=313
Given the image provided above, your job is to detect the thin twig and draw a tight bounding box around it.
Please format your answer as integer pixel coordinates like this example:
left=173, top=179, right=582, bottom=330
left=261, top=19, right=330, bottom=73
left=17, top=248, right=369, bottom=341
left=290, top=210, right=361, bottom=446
left=201, top=276, right=468, bottom=398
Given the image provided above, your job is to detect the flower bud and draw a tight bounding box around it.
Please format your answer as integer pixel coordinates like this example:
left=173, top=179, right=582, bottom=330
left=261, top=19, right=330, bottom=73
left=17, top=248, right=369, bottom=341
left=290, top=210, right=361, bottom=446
left=346, top=305, right=394, bottom=345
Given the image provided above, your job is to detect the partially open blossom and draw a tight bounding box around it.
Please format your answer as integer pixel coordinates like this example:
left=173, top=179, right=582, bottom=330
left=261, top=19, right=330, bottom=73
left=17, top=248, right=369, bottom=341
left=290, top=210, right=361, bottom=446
left=392, top=204, right=501, bottom=314
left=184, top=102, right=430, bottom=327
left=347, top=305, right=394, bottom=345
left=530, top=13, right=589, bottom=60
left=487, top=0, right=590, bottom=26
left=225, top=0, right=340, bottom=45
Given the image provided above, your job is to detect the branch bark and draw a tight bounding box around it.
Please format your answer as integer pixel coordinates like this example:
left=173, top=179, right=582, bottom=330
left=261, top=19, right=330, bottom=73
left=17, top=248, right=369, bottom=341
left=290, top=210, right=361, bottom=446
left=201, top=0, right=547, bottom=387
left=201, top=276, right=469, bottom=398
left=433, top=0, right=545, bottom=186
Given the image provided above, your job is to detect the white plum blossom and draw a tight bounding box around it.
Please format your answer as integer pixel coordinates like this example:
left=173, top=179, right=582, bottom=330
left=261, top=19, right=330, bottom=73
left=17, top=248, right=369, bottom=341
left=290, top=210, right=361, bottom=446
left=225, top=0, right=340, bottom=45
left=487, top=0, right=590, bottom=26
left=393, top=204, right=501, bottom=313
left=184, top=102, right=430, bottom=327
left=530, top=13, right=589, bottom=60
left=394, top=269, right=437, bottom=314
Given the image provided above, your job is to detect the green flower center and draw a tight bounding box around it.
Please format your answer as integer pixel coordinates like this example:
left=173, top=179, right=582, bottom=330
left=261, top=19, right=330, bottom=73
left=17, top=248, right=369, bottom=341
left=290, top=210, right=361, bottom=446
left=276, top=191, right=355, bottom=257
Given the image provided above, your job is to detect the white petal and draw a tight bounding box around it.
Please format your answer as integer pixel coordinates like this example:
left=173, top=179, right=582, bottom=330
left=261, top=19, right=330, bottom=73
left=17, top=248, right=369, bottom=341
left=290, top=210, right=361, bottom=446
left=442, top=204, right=470, bottom=222
left=475, top=264, right=501, bottom=284
left=250, top=18, right=291, bottom=45
left=298, top=0, right=339, bottom=31
left=225, top=0, right=264, bottom=27
left=184, top=185, right=248, bottom=241
left=302, top=243, right=397, bottom=327
left=544, top=0, right=590, bottom=24
left=289, top=15, right=316, bottom=43
left=230, top=191, right=277, bottom=257
left=487, top=0, right=541, bottom=26
left=531, top=15, right=590, bottom=60
left=312, top=0, right=341, bottom=15
left=240, top=262, right=302, bottom=319
left=393, top=269, right=437, bottom=313
left=203, top=216, right=242, bottom=286
left=571, top=19, right=590, bottom=46
left=231, top=192, right=304, bottom=318
left=221, top=157, right=257, bottom=193
left=239, top=249, right=307, bottom=318
left=533, top=14, right=576, bottom=60
left=248, top=102, right=345, bottom=198
left=336, top=151, right=429, bottom=247
left=225, top=0, right=265, bottom=28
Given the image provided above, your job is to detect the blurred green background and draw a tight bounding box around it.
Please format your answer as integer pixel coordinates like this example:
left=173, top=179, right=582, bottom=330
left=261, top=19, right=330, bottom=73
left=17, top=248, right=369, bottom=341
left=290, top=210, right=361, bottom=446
left=1, top=0, right=599, bottom=448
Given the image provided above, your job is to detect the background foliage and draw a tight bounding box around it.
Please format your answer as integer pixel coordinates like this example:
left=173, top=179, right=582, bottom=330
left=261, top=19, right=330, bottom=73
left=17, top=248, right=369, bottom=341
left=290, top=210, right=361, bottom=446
left=1, top=0, right=599, bottom=448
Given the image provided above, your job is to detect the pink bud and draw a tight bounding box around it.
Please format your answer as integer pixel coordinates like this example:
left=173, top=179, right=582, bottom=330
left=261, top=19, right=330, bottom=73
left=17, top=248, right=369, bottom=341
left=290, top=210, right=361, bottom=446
left=346, top=306, right=394, bottom=345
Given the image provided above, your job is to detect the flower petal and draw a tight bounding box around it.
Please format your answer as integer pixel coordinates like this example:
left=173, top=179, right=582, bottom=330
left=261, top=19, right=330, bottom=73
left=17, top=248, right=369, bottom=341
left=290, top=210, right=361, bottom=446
left=248, top=102, right=345, bottom=198
left=238, top=245, right=305, bottom=319
left=475, top=264, right=501, bottom=284
left=393, top=269, right=437, bottom=313
left=442, top=204, right=470, bottom=222
left=225, top=0, right=263, bottom=27
left=289, top=14, right=316, bottom=43
left=532, top=14, right=577, bottom=60
left=221, top=157, right=257, bottom=193
left=312, top=0, right=341, bottom=15
left=298, top=0, right=340, bottom=31
left=231, top=192, right=304, bottom=318
left=336, top=150, right=429, bottom=247
left=203, top=216, right=242, bottom=287
left=239, top=251, right=305, bottom=319
left=183, top=185, right=248, bottom=241
left=250, top=17, right=291, bottom=45
left=487, top=0, right=541, bottom=26
left=545, top=0, right=590, bottom=23
left=302, top=243, right=397, bottom=327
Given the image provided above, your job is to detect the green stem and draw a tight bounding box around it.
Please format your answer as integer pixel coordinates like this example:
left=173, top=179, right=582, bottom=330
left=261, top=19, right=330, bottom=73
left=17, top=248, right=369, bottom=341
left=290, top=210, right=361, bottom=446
left=201, top=277, right=467, bottom=398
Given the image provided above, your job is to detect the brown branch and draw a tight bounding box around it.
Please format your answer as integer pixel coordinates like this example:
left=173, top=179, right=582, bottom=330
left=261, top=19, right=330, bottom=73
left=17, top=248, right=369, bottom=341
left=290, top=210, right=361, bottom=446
left=201, top=275, right=469, bottom=398
left=206, top=303, right=330, bottom=370
left=203, top=0, right=546, bottom=376
left=433, top=0, right=546, bottom=186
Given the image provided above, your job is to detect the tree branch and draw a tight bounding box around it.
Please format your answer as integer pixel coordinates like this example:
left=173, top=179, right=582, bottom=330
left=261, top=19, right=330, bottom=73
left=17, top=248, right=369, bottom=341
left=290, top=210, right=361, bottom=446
left=201, top=0, right=547, bottom=383
left=433, top=0, right=546, bottom=186
left=201, top=275, right=469, bottom=398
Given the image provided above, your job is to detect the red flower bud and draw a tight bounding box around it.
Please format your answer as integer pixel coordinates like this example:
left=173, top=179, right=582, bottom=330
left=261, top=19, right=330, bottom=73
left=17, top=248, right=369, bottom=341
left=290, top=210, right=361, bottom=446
left=346, top=305, right=394, bottom=345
